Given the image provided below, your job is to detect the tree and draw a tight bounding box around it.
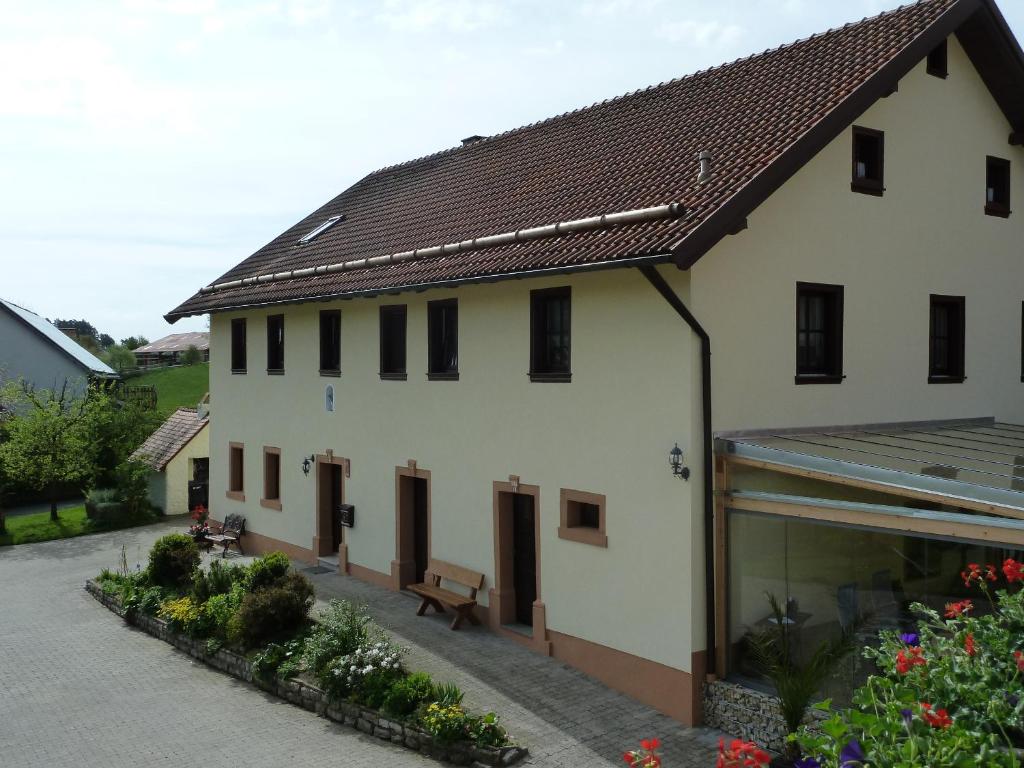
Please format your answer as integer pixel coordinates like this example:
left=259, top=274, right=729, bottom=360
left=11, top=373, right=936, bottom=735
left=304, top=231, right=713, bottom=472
left=103, top=345, right=137, bottom=373
left=0, top=382, right=98, bottom=521
left=97, top=333, right=115, bottom=349
left=121, top=336, right=150, bottom=351
left=0, top=382, right=15, bottom=535
left=52, top=318, right=99, bottom=339
left=86, top=390, right=161, bottom=488
left=181, top=345, right=202, bottom=366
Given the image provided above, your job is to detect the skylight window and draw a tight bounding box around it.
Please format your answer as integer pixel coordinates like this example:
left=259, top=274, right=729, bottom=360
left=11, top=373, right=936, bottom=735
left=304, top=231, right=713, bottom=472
left=298, top=215, right=343, bottom=244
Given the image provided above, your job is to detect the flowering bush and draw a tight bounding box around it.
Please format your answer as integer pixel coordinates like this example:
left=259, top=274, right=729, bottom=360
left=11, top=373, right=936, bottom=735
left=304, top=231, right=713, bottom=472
left=624, top=738, right=662, bottom=767
left=420, top=702, right=474, bottom=745
left=321, top=639, right=405, bottom=703
left=158, top=595, right=201, bottom=633
left=794, top=558, right=1024, bottom=766
left=715, top=738, right=770, bottom=768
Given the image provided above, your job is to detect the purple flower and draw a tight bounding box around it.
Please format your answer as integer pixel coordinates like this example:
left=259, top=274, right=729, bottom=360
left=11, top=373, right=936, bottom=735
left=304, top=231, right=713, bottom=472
left=899, top=632, right=919, bottom=646
left=795, top=759, right=821, bottom=768
left=840, top=739, right=865, bottom=767
left=900, top=708, right=913, bottom=727
left=1007, top=692, right=1020, bottom=708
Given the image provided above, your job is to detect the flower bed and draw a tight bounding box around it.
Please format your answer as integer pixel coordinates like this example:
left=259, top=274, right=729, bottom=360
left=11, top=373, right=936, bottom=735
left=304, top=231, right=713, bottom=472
left=89, top=535, right=527, bottom=767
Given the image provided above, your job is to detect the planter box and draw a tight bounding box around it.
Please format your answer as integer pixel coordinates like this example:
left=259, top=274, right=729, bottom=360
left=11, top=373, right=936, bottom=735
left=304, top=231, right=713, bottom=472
left=85, top=580, right=527, bottom=767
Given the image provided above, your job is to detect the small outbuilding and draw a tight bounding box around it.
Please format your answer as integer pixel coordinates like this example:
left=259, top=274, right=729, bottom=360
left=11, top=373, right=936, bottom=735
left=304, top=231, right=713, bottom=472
left=131, top=407, right=209, bottom=516
left=133, top=332, right=210, bottom=368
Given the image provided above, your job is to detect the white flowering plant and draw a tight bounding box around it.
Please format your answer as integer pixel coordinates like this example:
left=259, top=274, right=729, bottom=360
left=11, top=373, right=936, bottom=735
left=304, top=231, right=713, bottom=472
left=323, top=639, right=407, bottom=705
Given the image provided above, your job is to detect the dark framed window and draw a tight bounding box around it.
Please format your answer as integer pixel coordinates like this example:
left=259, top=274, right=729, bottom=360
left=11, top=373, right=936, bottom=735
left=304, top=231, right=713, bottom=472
left=427, top=299, right=458, bottom=380
left=227, top=443, right=244, bottom=501
left=261, top=446, right=282, bottom=510
left=319, top=310, right=341, bottom=375
left=530, top=287, right=571, bottom=382
left=231, top=318, right=247, bottom=373
left=986, top=156, right=1011, bottom=218
left=266, top=314, right=284, bottom=373
left=796, top=282, right=844, bottom=383
left=558, top=489, right=607, bottom=547
left=929, top=295, right=965, bottom=383
left=379, top=305, right=407, bottom=380
left=851, top=126, right=885, bottom=196
left=927, top=40, right=948, bottom=78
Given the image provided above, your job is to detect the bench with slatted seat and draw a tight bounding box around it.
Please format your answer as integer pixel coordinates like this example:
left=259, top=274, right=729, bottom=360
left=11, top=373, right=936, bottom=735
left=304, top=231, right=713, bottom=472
left=408, top=559, right=484, bottom=631
left=205, top=513, right=246, bottom=558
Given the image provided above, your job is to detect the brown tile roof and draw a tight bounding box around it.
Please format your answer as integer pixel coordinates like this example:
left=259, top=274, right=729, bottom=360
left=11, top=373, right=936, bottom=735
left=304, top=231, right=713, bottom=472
left=167, top=0, right=1023, bottom=321
left=131, top=407, right=208, bottom=471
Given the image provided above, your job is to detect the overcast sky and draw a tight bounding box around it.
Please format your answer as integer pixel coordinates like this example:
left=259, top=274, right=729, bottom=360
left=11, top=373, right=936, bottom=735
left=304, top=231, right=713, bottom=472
left=2, top=0, right=1022, bottom=342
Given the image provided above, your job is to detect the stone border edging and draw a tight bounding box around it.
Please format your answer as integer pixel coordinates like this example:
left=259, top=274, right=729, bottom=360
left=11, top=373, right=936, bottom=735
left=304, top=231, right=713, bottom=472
left=85, top=580, right=527, bottom=768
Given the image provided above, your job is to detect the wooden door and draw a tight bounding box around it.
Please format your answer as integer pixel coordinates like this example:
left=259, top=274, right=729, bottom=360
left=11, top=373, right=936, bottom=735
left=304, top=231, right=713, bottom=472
left=330, top=464, right=343, bottom=552
left=512, top=493, right=536, bottom=626
left=413, top=477, right=429, bottom=584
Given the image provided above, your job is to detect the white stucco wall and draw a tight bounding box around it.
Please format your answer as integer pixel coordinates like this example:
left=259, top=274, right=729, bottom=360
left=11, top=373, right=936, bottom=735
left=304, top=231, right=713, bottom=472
left=208, top=266, right=704, bottom=672
left=0, top=311, right=91, bottom=397
left=693, top=36, right=1024, bottom=433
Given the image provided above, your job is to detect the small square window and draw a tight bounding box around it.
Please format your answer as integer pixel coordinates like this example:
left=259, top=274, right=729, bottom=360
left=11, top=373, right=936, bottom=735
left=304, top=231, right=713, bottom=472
left=227, top=443, right=244, bottom=501
left=380, top=305, right=407, bottom=380
left=427, top=299, right=458, bottom=380
left=267, top=314, right=285, bottom=373
left=262, top=446, right=282, bottom=510
left=231, top=318, right=247, bottom=373
left=927, top=40, right=948, bottom=79
left=986, top=156, right=1011, bottom=218
left=558, top=489, right=607, bottom=547
left=929, top=295, right=965, bottom=383
left=530, top=287, right=571, bottom=382
left=319, top=310, right=341, bottom=375
left=796, top=282, right=844, bottom=383
left=851, top=127, right=884, bottom=196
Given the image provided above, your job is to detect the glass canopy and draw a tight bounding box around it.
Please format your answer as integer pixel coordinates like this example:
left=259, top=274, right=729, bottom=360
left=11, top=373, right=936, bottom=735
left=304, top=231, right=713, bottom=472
left=717, top=420, right=1024, bottom=517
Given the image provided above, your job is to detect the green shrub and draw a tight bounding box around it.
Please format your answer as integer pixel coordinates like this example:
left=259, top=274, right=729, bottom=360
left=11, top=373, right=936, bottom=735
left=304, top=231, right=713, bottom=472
left=148, top=533, right=200, bottom=589
left=191, top=559, right=245, bottom=603
left=228, top=571, right=314, bottom=649
left=470, top=713, right=509, bottom=749
left=194, top=587, right=242, bottom=639
left=356, top=668, right=404, bottom=709
left=303, top=600, right=374, bottom=678
left=245, top=551, right=291, bottom=591
left=159, top=596, right=201, bottom=634
left=112, top=458, right=152, bottom=518
left=85, top=488, right=119, bottom=519
left=383, top=672, right=435, bottom=718
left=432, top=681, right=465, bottom=707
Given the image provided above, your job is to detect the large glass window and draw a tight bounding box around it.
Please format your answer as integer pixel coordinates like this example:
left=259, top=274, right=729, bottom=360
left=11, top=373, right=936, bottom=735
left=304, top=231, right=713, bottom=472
left=727, top=511, right=1022, bottom=702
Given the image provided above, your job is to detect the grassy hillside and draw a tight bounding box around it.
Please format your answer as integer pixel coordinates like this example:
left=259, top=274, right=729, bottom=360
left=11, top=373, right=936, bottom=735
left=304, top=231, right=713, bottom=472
left=133, top=363, right=209, bottom=417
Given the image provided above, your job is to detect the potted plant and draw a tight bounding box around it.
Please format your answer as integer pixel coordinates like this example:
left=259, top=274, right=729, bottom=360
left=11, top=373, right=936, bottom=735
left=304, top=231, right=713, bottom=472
left=188, top=503, right=210, bottom=541
left=746, top=593, right=855, bottom=767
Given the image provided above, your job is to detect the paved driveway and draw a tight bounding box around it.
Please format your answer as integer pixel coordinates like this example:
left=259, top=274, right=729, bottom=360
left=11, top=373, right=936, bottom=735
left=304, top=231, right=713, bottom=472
left=0, top=520, right=723, bottom=767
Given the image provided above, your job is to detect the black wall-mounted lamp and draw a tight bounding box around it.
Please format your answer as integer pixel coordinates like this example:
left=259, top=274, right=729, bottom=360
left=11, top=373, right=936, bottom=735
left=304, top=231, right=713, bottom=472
left=670, top=443, right=690, bottom=480
left=301, top=454, right=316, bottom=476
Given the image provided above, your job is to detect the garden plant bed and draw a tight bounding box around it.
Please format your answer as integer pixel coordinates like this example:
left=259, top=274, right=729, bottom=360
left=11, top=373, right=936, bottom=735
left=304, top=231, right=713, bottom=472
left=84, top=574, right=527, bottom=768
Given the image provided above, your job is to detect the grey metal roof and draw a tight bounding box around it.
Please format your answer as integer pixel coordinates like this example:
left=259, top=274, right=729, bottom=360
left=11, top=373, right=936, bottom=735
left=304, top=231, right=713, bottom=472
left=134, top=332, right=209, bottom=354
left=718, top=420, right=1024, bottom=517
left=0, top=299, right=116, bottom=377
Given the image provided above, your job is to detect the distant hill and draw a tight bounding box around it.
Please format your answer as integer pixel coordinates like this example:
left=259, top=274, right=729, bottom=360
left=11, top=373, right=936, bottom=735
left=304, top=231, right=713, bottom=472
left=133, top=363, right=209, bottom=418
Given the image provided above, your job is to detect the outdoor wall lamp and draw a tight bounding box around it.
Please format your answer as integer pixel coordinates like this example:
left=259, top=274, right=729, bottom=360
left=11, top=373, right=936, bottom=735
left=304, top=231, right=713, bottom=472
left=670, top=443, right=690, bottom=480
left=301, top=454, right=316, bottom=476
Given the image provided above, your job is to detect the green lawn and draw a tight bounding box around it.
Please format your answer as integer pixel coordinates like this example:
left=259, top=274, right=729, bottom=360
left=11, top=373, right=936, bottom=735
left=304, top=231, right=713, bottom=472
left=0, top=506, right=159, bottom=546
left=133, top=363, right=210, bottom=417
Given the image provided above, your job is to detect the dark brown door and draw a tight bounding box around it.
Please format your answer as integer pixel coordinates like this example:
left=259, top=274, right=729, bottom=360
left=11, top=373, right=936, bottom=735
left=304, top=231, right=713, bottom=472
left=412, top=477, right=429, bottom=584
left=511, top=493, right=536, bottom=626
left=330, top=464, right=343, bottom=552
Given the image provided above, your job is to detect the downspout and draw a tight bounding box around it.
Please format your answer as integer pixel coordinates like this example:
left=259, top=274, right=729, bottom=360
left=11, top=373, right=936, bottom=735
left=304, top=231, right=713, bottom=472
left=638, top=264, right=716, bottom=678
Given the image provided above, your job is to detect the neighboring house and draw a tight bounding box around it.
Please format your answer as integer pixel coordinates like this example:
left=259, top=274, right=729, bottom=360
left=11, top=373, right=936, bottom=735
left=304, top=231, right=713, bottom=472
left=131, top=407, right=210, bottom=516
left=165, top=0, right=1024, bottom=728
left=133, top=332, right=210, bottom=367
left=0, top=298, right=117, bottom=396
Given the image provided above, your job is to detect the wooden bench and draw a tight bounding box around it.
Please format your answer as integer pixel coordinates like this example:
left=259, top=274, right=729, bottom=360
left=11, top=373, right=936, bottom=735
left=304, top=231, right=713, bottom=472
left=205, top=514, right=246, bottom=558
left=408, top=559, right=484, bottom=631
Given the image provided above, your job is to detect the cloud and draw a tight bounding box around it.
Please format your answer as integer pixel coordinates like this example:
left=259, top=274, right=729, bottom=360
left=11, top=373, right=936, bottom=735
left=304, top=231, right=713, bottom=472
left=523, top=39, right=565, bottom=58
left=372, top=0, right=507, bottom=33
left=656, top=19, right=744, bottom=48
left=580, top=0, right=662, bottom=17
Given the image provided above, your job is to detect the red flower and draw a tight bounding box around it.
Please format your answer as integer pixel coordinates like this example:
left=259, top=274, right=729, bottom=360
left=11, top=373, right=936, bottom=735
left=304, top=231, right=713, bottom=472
left=921, top=702, right=952, bottom=729
left=965, top=633, right=976, bottom=657
left=1004, top=558, right=1024, bottom=584
left=625, top=739, right=662, bottom=768
left=961, top=563, right=997, bottom=587
left=896, top=646, right=927, bottom=675
left=944, top=599, right=973, bottom=619
left=717, top=738, right=770, bottom=768
left=640, top=739, right=661, bottom=752
left=1014, top=650, right=1024, bottom=672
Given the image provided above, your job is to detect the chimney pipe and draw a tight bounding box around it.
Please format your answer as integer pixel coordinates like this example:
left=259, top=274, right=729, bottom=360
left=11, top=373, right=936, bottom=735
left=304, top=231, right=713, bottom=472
left=698, top=150, right=712, bottom=183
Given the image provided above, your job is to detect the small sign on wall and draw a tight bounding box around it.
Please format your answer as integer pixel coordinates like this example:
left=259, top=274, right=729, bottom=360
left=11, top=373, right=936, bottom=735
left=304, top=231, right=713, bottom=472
left=339, top=503, right=355, bottom=528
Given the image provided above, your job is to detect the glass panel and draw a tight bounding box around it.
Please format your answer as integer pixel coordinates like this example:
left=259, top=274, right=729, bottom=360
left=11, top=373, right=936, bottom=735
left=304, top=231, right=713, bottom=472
left=728, top=510, right=1024, bottom=702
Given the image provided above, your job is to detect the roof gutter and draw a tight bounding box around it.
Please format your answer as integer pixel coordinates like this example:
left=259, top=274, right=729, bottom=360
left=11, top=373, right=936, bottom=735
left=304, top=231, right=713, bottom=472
left=166, top=252, right=676, bottom=322
left=638, top=264, right=716, bottom=679
left=197, top=202, right=686, bottom=296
